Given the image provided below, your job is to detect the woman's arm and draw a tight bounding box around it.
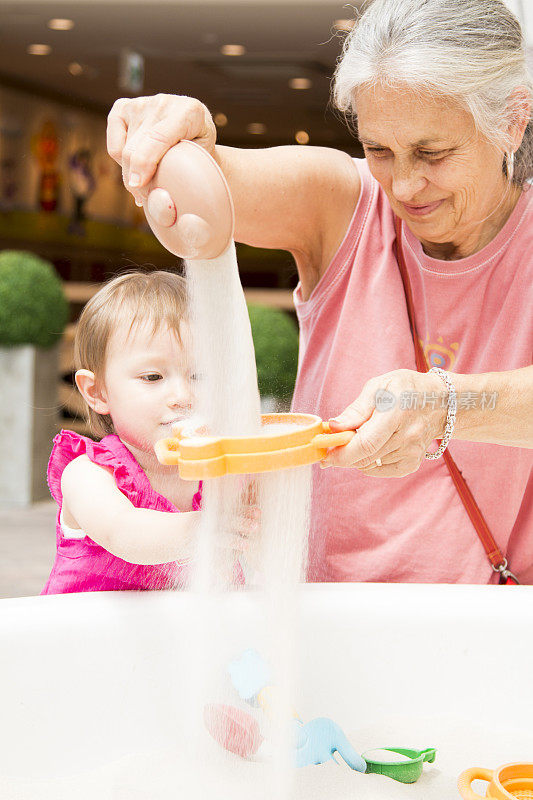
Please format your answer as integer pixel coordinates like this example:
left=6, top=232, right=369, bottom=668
left=324, top=366, right=533, bottom=478
left=214, top=144, right=360, bottom=297
left=107, top=95, right=360, bottom=297
left=452, top=366, right=533, bottom=448
left=61, top=455, right=199, bottom=565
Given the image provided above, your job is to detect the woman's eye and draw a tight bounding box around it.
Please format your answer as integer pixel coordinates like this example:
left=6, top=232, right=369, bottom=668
left=141, top=373, right=162, bottom=382
left=366, top=147, right=390, bottom=157
left=418, top=150, right=446, bottom=160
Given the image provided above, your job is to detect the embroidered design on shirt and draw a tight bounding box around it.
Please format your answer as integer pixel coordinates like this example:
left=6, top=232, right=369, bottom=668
left=418, top=335, right=459, bottom=370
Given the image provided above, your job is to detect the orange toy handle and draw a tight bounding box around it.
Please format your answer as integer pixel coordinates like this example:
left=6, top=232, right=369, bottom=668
left=154, top=437, right=180, bottom=465
left=457, top=767, right=494, bottom=799
left=311, top=431, right=355, bottom=450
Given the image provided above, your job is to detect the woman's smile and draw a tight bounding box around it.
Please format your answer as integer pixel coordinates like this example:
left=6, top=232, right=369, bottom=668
left=401, top=199, right=445, bottom=217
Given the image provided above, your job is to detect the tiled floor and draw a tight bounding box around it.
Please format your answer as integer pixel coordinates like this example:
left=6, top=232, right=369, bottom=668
left=0, top=501, right=56, bottom=598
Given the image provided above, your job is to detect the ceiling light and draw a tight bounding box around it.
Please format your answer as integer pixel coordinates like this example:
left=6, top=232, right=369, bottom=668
left=69, top=62, right=83, bottom=76
left=247, top=123, right=266, bottom=135
left=334, top=19, right=355, bottom=32
left=48, top=19, right=74, bottom=31
left=27, top=44, right=51, bottom=56
left=220, top=44, right=246, bottom=56
left=289, top=78, right=312, bottom=90
left=214, top=113, right=228, bottom=127
left=295, top=131, right=310, bottom=145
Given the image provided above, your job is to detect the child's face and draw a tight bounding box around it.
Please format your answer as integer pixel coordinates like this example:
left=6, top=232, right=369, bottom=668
left=100, top=319, right=194, bottom=453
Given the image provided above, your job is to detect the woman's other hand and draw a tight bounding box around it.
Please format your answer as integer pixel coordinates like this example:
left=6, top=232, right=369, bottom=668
left=323, top=369, right=448, bottom=477
left=106, top=94, right=216, bottom=205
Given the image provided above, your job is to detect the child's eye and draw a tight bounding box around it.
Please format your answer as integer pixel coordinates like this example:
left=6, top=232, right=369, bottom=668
left=140, top=373, right=162, bottom=382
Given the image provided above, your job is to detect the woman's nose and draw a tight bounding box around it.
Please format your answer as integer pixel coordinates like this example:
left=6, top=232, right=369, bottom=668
left=391, top=160, right=427, bottom=202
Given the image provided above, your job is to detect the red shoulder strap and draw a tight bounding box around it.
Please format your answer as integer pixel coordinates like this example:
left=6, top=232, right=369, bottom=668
left=393, top=216, right=518, bottom=584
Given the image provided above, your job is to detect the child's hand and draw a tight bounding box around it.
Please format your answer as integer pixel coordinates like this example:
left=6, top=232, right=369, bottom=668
left=230, top=504, right=260, bottom=552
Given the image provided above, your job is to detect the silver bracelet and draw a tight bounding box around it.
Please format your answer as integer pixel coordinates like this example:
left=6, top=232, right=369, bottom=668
left=424, top=366, right=457, bottom=460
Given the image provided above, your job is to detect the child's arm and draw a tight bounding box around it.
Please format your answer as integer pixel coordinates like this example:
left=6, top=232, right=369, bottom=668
left=60, top=455, right=200, bottom=565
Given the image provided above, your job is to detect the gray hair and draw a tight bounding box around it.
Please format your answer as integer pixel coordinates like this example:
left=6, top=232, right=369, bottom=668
left=332, top=0, right=533, bottom=186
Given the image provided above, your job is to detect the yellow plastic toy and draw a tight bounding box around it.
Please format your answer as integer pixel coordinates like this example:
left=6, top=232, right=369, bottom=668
left=458, top=763, right=533, bottom=799
left=155, top=413, right=354, bottom=480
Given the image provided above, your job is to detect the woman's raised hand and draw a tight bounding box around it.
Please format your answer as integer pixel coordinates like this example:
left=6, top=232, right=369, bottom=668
left=106, top=94, right=217, bottom=205
left=322, top=369, right=448, bottom=477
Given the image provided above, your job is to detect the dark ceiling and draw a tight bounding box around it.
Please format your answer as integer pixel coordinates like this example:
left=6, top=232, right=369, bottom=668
left=0, top=1, right=366, bottom=151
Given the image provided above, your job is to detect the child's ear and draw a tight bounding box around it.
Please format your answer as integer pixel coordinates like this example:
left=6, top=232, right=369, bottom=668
left=75, top=369, right=109, bottom=415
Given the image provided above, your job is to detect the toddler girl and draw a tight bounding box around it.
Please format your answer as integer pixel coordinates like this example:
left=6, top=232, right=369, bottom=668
left=42, top=270, right=247, bottom=594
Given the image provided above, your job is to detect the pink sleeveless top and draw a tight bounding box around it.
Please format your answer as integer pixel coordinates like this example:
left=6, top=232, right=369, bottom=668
left=293, top=159, right=533, bottom=585
left=42, top=430, right=201, bottom=594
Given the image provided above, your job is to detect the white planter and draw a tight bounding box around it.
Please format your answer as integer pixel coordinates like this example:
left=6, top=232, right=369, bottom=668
left=0, top=344, right=60, bottom=506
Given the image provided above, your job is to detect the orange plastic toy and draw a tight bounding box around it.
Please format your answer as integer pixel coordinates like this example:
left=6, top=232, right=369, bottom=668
left=155, top=413, right=354, bottom=480
left=458, top=763, right=533, bottom=799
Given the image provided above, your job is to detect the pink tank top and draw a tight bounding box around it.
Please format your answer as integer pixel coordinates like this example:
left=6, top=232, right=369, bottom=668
left=42, top=430, right=201, bottom=594
left=293, top=159, right=533, bottom=585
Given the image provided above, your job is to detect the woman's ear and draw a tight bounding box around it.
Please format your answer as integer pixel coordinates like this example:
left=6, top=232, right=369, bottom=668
left=75, top=369, right=109, bottom=415
left=507, top=87, right=531, bottom=151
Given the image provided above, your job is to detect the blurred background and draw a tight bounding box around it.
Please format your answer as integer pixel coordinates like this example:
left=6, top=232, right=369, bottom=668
left=0, top=1, right=368, bottom=289
left=0, top=0, right=531, bottom=596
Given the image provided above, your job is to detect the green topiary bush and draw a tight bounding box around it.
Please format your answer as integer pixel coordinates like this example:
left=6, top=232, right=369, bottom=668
left=247, top=303, right=299, bottom=402
left=0, top=250, right=68, bottom=348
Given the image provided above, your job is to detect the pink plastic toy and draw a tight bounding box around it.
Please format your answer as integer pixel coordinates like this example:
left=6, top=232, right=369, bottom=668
left=203, top=703, right=263, bottom=759
left=142, top=140, right=235, bottom=260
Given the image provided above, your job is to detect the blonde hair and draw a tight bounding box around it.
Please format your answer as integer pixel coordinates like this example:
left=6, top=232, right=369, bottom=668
left=74, top=270, right=188, bottom=438
left=332, top=0, right=533, bottom=186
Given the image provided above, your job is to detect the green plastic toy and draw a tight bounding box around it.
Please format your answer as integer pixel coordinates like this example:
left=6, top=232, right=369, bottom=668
left=362, top=747, right=437, bottom=783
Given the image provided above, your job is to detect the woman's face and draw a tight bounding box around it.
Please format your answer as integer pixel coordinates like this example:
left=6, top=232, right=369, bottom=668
left=355, top=84, right=511, bottom=254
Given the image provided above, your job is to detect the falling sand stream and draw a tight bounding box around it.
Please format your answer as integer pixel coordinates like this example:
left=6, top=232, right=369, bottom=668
left=183, top=240, right=311, bottom=799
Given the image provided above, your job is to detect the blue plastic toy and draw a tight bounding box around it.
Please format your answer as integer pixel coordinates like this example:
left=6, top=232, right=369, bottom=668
left=228, top=648, right=271, bottom=704
left=227, top=649, right=366, bottom=771
left=293, top=717, right=366, bottom=770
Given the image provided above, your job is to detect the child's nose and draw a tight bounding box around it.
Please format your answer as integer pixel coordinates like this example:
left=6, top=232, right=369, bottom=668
left=167, top=377, right=192, bottom=409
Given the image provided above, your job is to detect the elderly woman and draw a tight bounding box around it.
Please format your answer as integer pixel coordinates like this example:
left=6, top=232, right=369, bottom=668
left=107, top=0, right=533, bottom=584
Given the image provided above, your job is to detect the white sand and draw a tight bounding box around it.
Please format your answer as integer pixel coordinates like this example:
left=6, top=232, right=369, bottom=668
left=363, top=749, right=416, bottom=763
left=2, top=713, right=529, bottom=800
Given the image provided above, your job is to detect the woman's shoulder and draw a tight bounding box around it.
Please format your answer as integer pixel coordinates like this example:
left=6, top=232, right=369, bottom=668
left=297, top=158, right=390, bottom=300
left=516, top=185, right=533, bottom=241
left=321, top=158, right=391, bottom=261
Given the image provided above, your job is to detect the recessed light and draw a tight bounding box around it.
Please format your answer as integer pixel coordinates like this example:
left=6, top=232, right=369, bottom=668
left=27, top=44, right=51, bottom=56
left=214, top=113, right=228, bottom=127
left=289, top=78, right=312, bottom=90
left=48, top=19, right=74, bottom=31
left=247, top=123, right=266, bottom=135
left=334, top=19, right=355, bottom=32
left=295, top=130, right=310, bottom=145
left=69, top=62, right=83, bottom=76
left=220, top=44, right=246, bottom=56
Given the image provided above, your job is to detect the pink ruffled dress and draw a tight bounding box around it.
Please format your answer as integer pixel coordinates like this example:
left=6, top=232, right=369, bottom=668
left=42, top=430, right=201, bottom=594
